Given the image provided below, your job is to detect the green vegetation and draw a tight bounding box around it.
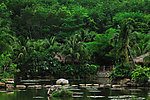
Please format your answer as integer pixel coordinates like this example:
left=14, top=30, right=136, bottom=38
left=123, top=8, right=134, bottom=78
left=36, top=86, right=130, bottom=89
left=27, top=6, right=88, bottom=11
left=110, top=64, right=132, bottom=81
left=132, top=65, right=150, bottom=83
left=0, top=0, right=150, bottom=83
left=52, top=88, right=73, bottom=97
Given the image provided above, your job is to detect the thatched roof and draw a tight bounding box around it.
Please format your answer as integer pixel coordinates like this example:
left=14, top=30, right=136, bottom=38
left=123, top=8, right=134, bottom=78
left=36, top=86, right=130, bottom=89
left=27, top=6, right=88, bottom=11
left=54, top=52, right=66, bottom=62
left=134, top=52, right=150, bottom=63
left=54, top=52, right=78, bottom=63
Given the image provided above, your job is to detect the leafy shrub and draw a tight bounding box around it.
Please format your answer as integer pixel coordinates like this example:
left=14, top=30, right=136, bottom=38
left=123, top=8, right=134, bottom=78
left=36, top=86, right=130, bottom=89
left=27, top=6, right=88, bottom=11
left=54, top=64, right=98, bottom=79
left=0, top=78, right=8, bottom=83
left=110, top=64, right=132, bottom=80
left=54, top=64, right=74, bottom=78
left=72, top=64, right=98, bottom=79
left=86, top=64, right=99, bottom=75
left=52, top=88, right=73, bottom=97
left=131, top=65, right=150, bottom=83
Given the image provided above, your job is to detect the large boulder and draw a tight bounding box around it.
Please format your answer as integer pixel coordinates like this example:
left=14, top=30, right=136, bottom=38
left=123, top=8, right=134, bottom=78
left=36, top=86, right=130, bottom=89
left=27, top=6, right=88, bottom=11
left=56, top=78, right=69, bottom=85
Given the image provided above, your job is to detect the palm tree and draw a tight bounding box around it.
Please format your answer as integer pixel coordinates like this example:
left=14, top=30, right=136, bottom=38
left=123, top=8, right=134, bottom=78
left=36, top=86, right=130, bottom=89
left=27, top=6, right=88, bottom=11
left=62, top=34, right=89, bottom=65
left=113, top=19, right=136, bottom=67
left=133, top=32, right=150, bottom=56
left=0, top=33, right=17, bottom=54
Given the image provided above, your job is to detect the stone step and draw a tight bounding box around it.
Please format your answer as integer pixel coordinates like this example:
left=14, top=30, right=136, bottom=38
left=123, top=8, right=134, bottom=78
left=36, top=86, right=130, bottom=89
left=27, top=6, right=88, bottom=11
left=5, top=81, right=14, bottom=84
left=16, top=85, right=26, bottom=88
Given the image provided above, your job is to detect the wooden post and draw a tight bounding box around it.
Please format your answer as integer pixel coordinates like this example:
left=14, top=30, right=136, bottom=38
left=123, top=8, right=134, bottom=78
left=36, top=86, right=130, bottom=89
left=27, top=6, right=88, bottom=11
left=103, top=66, right=105, bottom=71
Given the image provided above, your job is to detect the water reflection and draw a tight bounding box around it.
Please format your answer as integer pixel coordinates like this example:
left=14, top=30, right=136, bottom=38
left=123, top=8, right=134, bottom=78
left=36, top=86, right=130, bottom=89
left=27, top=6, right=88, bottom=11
left=0, top=87, right=150, bottom=100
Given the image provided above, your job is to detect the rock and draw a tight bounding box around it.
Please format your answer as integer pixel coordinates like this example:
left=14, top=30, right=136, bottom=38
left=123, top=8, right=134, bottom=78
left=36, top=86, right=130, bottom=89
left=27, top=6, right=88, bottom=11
left=112, top=85, right=121, bottom=88
left=43, top=85, right=51, bottom=88
left=148, top=77, right=150, bottom=83
left=54, top=85, right=62, bottom=87
left=105, top=84, right=111, bottom=88
left=6, top=84, right=14, bottom=88
left=0, top=82, right=5, bottom=87
left=56, top=78, right=69, bottom=85
left=48, top=86, right=72, bottom=97
left=72, top=85, right=78, bottom=87
left=127, top=82, right=140, bottom=87
left=28, top=85, right=42, bottom=88
left=122, top=84, right=128, bottom=87
left=16, top=85, right=26, bottom=88
left=5, top=80, right=14, bottom=84
left=86, top=84, right=92, bottom=86
left=79, top=84, right=85, bottom=87
left=7, top=79, right=14, bottom=81
left=99, top=84, right=105, bottom=88
left=6, top=92, right=14, bottom=94
left=126, top=82, right=132, bottom=86
left=28, top=85, right=35, bottom=88
left=119, top=78, right=130, bottom=85
left=93, top=84, right=99, bottom=86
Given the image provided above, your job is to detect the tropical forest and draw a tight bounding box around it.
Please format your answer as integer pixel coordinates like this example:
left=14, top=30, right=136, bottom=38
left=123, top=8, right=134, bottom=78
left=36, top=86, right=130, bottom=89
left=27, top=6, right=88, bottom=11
left=0, top=0, right=150, bottom=99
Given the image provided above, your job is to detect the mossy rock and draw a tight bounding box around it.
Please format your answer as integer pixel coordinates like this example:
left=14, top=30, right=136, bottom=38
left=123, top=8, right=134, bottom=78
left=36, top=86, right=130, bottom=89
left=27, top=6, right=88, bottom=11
left=51, top=88, right=73, bottom=97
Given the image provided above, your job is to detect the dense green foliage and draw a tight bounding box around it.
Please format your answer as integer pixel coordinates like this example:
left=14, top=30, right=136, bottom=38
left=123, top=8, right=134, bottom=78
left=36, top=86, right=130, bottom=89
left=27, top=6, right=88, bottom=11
left=110, top=64, right=132, bottom=80
left=131, top=65, right=150, bottom=83
left=0, top=0, right=150, bottom=82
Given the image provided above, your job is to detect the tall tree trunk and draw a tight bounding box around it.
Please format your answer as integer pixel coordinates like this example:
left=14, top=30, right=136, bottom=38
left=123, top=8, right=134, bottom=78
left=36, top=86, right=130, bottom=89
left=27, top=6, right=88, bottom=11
left=127, top=47, right=136, bottom=69
left=125, top=46, right=130, bottom=65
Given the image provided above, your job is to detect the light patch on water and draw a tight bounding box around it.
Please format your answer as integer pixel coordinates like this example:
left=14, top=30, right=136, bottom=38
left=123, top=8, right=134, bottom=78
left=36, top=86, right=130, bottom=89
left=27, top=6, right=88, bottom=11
left=108, top=95, right=137, bottom=99
left=72, top=95, right=83, bottom=98
left=89, top=90, right=101, bottom=93
left=0, top=91, right=7, bottom=93
left=69, top=89, right=81, bottom=91
left=33, top=96, right=44, bottom=99
left=14, top=90, right=26, bottom=92
left=73, top=92, right=84, bottom=95
left=129, top=89, right=142, bottom=92
left=135, top=97, right=145, bottom=100
left=110, top=88, right=123, bottom=91
left=87, top=96, right=105, bottom=98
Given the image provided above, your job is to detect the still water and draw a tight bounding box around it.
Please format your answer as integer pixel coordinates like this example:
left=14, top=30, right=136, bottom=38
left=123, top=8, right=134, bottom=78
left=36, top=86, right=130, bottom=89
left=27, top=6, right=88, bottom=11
left=0, top=86, right=150, bottom=100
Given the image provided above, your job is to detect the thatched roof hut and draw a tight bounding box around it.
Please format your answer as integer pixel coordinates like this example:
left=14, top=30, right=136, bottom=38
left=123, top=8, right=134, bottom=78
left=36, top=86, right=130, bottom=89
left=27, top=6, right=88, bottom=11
left=134, top=52, right=150, bottom=63
left=54, top=52, right=78, bottom=63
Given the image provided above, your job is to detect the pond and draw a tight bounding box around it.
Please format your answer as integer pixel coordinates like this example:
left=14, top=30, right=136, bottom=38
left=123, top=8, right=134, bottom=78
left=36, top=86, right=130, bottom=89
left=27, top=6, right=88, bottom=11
left=0, top=86, right=150, bottom=100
